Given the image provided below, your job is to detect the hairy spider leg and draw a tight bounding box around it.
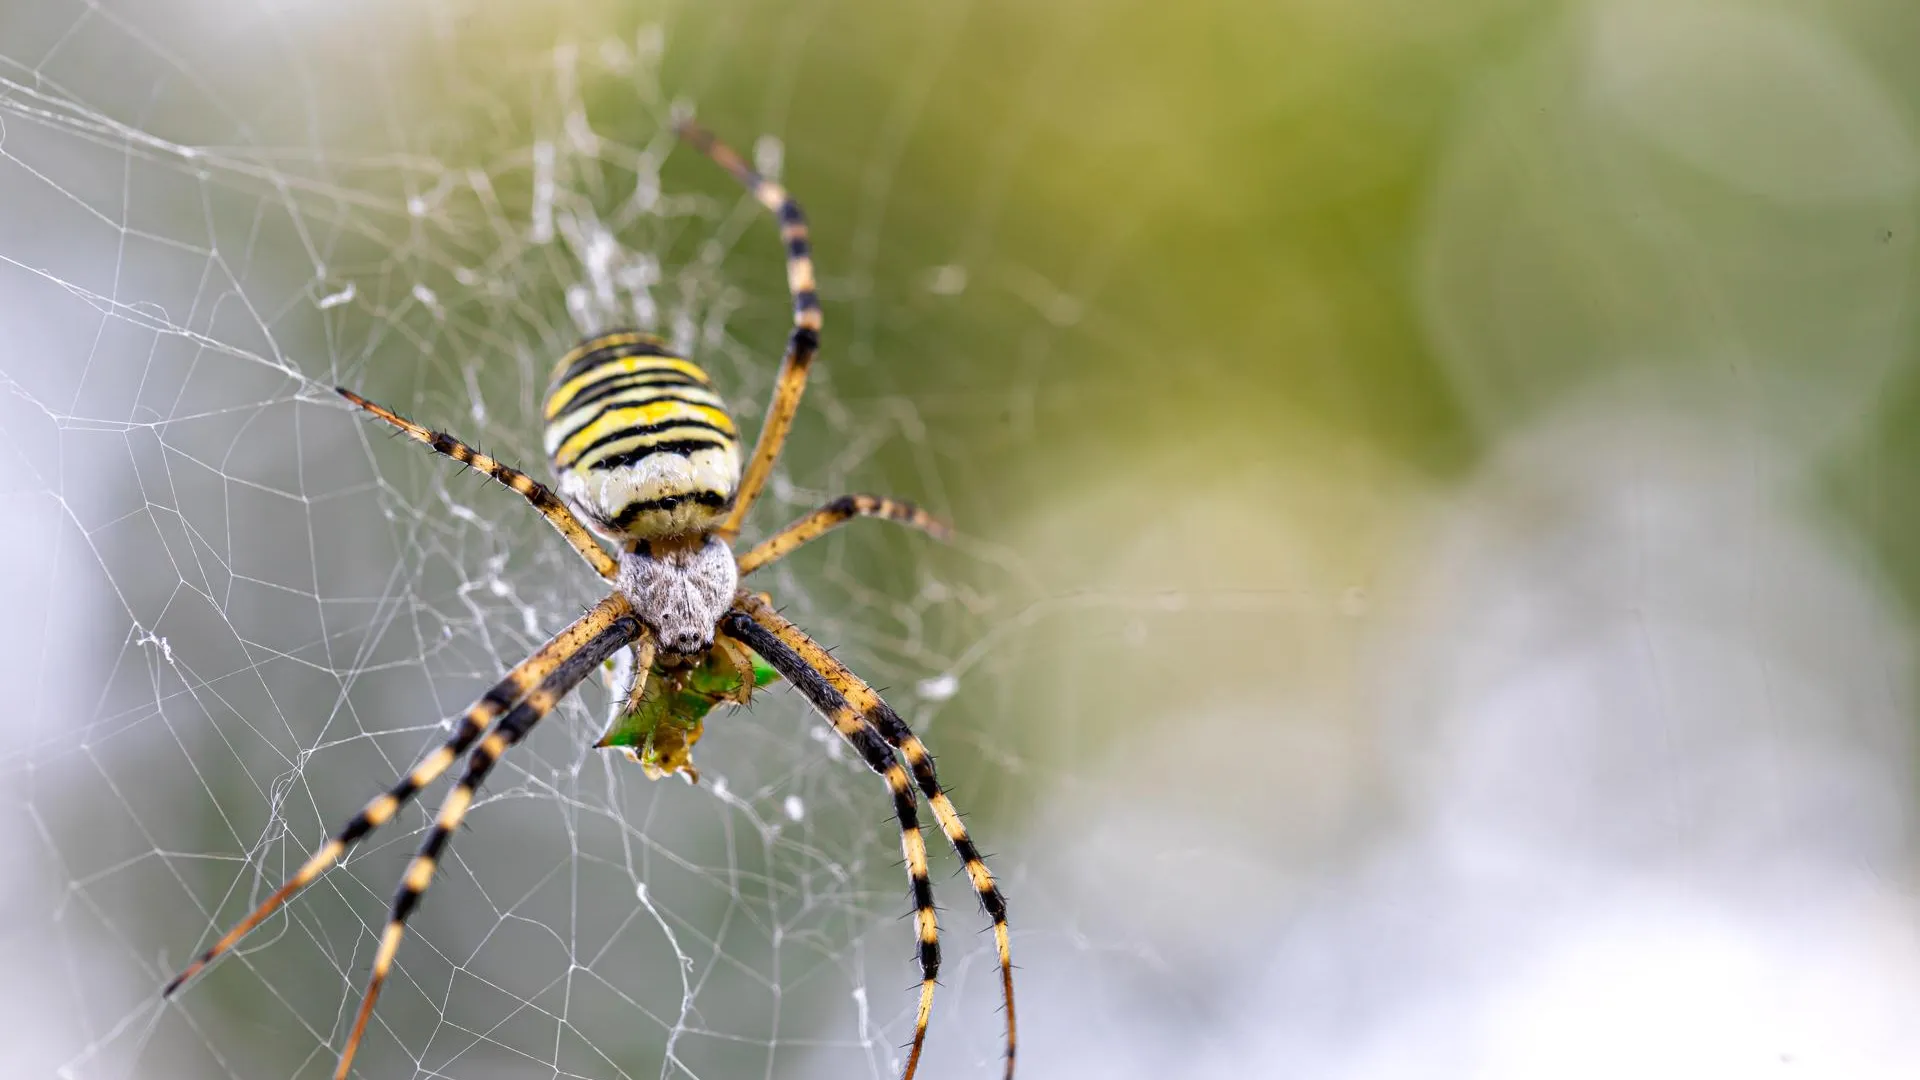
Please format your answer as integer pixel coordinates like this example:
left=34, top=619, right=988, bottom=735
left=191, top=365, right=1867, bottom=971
left=736, top=495, right=952, bottom=575
left=717, top=612, right=944, bottom=1080
left=674, top=119, right=821, bottom=540
left=719, top=613, right=940, bottom=1080
left=728, top=596, right=1016, bottom=1080
left=616, top=637, right=659, bottom=717
left=336, top=387, right=619, bottom=579
left=335, top=606, right=644, bottom=1079
left=163, top=593, right=636, bottom=998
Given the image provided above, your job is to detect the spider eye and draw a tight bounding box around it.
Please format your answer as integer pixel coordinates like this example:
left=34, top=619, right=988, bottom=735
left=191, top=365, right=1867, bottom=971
left=665, top=631, right=708, bottom=655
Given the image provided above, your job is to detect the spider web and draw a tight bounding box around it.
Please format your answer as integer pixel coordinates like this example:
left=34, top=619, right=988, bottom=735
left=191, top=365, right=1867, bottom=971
left=10, top=3, right=1920, bottom=1080
left=0, top=5, right=1029, bottom=1079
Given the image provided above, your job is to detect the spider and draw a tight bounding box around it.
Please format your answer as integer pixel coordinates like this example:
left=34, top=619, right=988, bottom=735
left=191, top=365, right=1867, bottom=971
left=163, top=120, right=1015, bottom=1080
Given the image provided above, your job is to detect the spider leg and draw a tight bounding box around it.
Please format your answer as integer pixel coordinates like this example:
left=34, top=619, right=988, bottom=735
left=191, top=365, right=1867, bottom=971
left=736, top=495, right=952, bottom=576
left=334, top=606, right=643, bottom=1079
left=726, top=595, right=1016, bottom=1080
left=617, top=638, right=659, bottom=718
left=719, top=612, right=949, bottom=1080
left=674, top=119, right=821, bottom=541
left=163, top=593, right=636, bottom=998
left=336, top=387, right=619, bottom=579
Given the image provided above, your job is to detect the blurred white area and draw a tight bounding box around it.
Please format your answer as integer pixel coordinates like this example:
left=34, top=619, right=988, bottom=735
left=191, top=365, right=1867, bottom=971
left=915, top=398, right=1920, bottom=1080
left=0, top=318, right=121, bottom=1072
left=810, top=4, right=1920, bottom=1078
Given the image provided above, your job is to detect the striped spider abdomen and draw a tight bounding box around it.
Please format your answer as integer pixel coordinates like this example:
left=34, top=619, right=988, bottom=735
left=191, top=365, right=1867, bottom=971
left=543, top=332, right=742, bottom=540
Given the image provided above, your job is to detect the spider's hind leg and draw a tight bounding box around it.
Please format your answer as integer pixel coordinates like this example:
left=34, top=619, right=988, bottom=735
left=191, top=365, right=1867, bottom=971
left=735, top=495, right=951, bottom=576
left=335, top=387, right=618, bottom=580
left=674, top=119, right=822, bottom=540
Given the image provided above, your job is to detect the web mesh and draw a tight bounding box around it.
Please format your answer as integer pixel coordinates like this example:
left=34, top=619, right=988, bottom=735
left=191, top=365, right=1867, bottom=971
left=12, top=3, right=1920, bottom=1080
left=0, top=8, right=1016, bottom=1079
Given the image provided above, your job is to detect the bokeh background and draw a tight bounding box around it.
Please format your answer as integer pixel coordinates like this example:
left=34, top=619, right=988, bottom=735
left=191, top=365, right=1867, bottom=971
left=4, top=0, right=1920, bottom=1077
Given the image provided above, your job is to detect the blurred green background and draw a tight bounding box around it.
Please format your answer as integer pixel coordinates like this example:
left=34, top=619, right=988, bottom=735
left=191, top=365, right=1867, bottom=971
left=4, top=0, right=1920, bottom=1077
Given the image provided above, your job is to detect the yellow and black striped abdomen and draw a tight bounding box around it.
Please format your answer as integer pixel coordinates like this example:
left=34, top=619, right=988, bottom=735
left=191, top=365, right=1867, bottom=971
left=543, top=332, right=741, bottom=540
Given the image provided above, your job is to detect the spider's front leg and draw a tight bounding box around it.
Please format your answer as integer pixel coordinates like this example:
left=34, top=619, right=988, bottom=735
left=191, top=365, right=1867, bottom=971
left=164, top=593, right=637, bottom=999
left=334, top=606, right=644, bottom=1079
left=724, top=594, right=1018, bottom=1080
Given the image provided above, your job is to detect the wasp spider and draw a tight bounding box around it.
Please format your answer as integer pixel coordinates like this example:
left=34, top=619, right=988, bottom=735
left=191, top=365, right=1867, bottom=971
left=164, top=120, right=1014, bottom=1080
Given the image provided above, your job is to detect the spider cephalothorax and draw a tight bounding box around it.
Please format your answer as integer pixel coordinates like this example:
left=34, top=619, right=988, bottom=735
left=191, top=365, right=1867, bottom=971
left=163, top=120, right=1014, bottom=1080
left=615, top=533, right=739, bottom=657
